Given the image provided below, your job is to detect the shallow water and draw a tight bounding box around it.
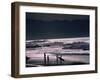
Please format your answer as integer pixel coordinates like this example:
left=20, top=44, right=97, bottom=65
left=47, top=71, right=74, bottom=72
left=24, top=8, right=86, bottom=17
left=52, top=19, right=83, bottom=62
left=26, top=47, right=89, bottom=67
left=26, top=37, right=89, bottom=67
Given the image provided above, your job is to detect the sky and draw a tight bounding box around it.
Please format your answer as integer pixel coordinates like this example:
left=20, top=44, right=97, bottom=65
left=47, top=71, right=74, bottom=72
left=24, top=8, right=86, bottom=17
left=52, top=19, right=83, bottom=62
left=26, top=12, right=89, bottom=40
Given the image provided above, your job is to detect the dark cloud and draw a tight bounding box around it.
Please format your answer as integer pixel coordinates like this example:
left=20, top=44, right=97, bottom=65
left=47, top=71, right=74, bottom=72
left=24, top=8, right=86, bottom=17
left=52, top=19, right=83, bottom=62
left=26, top=12, right=89, bottom=21
left=26, top=12, right=89, bottom=40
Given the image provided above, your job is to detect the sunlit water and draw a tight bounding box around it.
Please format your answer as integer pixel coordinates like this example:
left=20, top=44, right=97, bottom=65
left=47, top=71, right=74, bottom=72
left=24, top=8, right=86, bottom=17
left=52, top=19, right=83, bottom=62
left=26, top=37, right=89, bottom=67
